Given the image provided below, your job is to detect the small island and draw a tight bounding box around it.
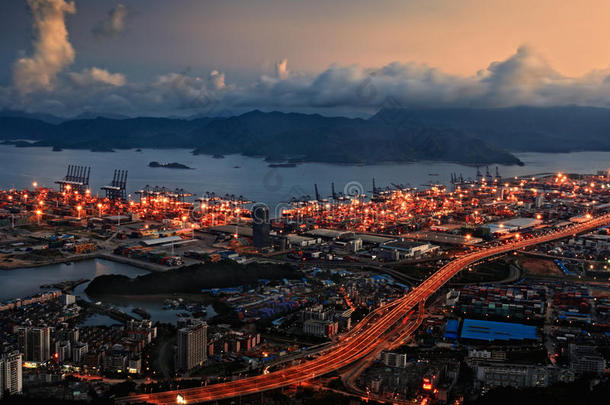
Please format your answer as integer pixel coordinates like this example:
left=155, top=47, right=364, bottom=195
left=268, top=163, right=297, bottom=168
left=148, top=161, right=193, bottom=169
left=90, top=146, right=115, bottom=152
left=85, top=261, right=297, bottom=296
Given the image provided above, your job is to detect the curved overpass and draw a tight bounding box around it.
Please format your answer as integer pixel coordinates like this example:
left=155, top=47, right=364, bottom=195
left=118, top=213, right=610, bottom=404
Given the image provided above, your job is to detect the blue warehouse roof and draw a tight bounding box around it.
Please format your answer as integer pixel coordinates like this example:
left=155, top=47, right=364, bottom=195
left=460, top=319, right=537, bottom=341
left=444, top=319, right=459, bottom=339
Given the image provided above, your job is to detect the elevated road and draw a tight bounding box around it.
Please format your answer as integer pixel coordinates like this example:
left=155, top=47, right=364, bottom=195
left=117, top=213, right=610, bottom=404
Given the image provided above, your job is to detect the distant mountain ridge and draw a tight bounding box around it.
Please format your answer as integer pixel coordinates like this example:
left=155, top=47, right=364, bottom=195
left=372, top=106, right=610, bottom=153
left=8, top=105, right=610, bottom=165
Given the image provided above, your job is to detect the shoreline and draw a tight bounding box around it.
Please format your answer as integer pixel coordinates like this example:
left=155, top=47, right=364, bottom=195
left=0, top=251, right=179, bottom=273
left=2, top=143, right=524, bottom=167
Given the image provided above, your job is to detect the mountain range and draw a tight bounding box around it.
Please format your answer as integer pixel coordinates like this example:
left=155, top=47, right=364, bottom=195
left=2, top=106, right=610, bottom=165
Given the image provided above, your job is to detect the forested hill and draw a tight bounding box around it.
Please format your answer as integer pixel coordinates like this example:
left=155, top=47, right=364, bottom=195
left=13, top=105, right=610, bottom=165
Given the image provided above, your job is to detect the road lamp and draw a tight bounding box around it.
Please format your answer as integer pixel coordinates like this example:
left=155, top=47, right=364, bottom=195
left=97, top=203, right=103, bottom=217
left=36, top=209, right=42, bottom=225
left=76, top=205, right=82, bottom=219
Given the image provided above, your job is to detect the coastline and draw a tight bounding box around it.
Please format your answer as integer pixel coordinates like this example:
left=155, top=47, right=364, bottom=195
left=0, top=251, right=177, bottom=273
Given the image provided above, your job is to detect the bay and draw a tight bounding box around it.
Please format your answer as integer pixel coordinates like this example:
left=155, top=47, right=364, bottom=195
left=0, top=145, right=608, bottom=210
left=0, top=259, right=216, bottom=325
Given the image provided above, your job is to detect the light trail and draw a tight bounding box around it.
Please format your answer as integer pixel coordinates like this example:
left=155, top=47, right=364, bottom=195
left=117, top=213, right=610, bottom=404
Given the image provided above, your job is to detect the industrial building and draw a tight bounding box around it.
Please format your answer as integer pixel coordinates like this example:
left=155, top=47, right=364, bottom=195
left=379, top=239, right=438, bottom=260
left=569, top=344, right=607, bottom=374
left=460, top=319, right=538, bottom=342
left=486, top=217, right=543, bottom=235
left=474, top=363, right=551, bottom=388
left=303, top=319, right=338, bottom=338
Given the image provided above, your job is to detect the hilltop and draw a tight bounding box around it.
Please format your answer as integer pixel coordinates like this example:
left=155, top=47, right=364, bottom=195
left=16, top=105, right=610, bottom=165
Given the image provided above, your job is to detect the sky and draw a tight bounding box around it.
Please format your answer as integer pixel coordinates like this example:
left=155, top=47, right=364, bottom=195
left=2, top=0, right=610, bottom=117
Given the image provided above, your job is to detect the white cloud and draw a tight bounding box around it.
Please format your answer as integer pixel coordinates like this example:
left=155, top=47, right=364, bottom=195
left=209, top=70, right=226, bottom=90
left=275, top=59, right=290, bottom=80
left=7, top=7, right=610, bottom=120
left=69, top=67, right=126, bottom=86
left=12, top=0, right=76, bottom=95
left=92, top=4, right=128, bottom=39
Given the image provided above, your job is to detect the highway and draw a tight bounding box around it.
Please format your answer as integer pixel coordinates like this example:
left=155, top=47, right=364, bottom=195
left=117, top=213, right=610, bottom=404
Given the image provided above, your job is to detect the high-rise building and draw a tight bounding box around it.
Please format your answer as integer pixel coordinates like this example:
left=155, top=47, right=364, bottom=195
left=19, top=327, right=51, bottom=363
left=0, top=351, right=23, bottom=398
left=55, top=340, right=71, bottom=363
left=59, top=294, right=76, bottom=306
left=251, top=205, right=271, bottom=249
left=71, top=342, right=88, bottom=364
left=176, top=319, right=207, bottom=370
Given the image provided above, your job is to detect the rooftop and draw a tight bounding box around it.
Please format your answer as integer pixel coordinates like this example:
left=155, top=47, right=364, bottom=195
left=460, top=319, right=537, bottom=341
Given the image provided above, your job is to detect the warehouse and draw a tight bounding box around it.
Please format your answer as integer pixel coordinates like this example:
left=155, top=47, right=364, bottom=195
left=379, top=239, right=438, bottom=260
left=487, top=217, right=542, bottom=235
left=141, top=236, right=183, bottom=246
left=460, top=319, right=537, bottom=342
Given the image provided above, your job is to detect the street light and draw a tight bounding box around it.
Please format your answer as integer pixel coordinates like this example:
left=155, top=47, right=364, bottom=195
left=36, top=209, right=42, bottom=225
left=76, top=205, right=82, bottom=219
